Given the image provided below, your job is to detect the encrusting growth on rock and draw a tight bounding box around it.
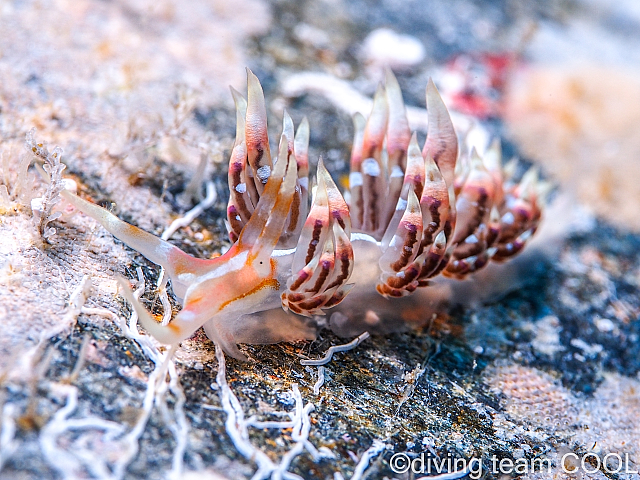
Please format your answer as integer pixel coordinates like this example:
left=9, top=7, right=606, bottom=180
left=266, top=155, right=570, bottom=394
left=26, top=128, right=69, bottom=242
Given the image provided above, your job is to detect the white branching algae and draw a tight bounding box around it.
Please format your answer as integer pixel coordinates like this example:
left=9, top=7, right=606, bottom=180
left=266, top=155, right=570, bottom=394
left=26, top=128, right=68, bottom=242
left=348, top=439, right=387, bottom=480
left=312, top=366, right=326, bottom=396
left=0, top=269, right=189, bottom=479
left=111, top=269, right=189, bottom=480
left=214, top=345, right=336, bottom=479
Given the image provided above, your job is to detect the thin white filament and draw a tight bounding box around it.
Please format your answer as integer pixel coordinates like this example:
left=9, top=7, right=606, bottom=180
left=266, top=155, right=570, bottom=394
left=300, top=332, right=370, bottom=366
left=350, top=439, right=386, bottom=480
left=313, top=366, right=326, bottom=395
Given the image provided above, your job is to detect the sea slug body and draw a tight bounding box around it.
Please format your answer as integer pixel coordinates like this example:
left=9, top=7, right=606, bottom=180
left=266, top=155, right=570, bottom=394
left=58, top=68, right=545, bottom=359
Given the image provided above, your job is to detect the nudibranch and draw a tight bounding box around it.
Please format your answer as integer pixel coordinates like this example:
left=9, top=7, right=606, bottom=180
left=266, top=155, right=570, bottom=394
left=61, top=69, right=544, bottom=360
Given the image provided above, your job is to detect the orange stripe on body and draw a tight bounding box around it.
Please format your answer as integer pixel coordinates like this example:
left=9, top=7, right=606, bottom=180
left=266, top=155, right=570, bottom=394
left=219, top=277, right=280, bottom=311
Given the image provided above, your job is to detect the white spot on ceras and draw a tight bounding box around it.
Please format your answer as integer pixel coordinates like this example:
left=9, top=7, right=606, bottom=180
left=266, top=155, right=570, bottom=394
left=390, top=165, right=404, bottom=178
left=465, top=234, right=479, bottom=244
left=396, top=198, right=408, bottom=211
left=235, top=183, right=247, bottom=193
left=362, top=158, right=381, bottom=177
left=349, top=171, right=363, bottom=187
left=502, top=212, right=515, bottom=224
left=257, top=165, right=271, bottom=183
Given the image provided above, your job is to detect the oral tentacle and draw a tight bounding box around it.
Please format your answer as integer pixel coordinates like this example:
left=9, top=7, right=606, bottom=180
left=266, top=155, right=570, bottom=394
left=61, top=190, right=210, bottom=291
left=202, top=319, right=249, bottom=361
left=117, top=277, right=203, bottom=346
